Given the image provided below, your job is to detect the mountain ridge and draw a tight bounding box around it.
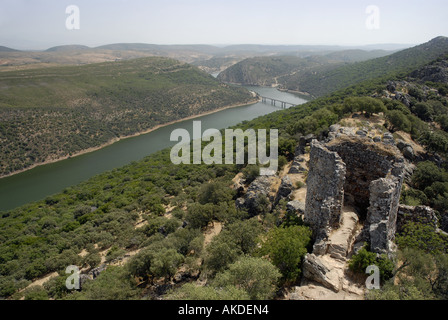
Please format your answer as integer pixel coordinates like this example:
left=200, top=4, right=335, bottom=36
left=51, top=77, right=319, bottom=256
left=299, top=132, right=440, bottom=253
left=218, top=36, right=448, bottom=98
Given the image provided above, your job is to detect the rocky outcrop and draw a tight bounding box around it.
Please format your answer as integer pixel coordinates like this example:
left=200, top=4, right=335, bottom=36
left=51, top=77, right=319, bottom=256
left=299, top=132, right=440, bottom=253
left=410, top=59, right=448, bottom=83
left=397, top=140, right=415, bottom=160
left=289, top=156, right=307, bottom=174
left=235, top=176, right=272, bottom=216
left=90, top=264, right=107, bottom=279
left=302, top=254, right=342, bottom=292
left=274, top=175, right=294, bottom=205
left=396, top=205, right=439, bottom=233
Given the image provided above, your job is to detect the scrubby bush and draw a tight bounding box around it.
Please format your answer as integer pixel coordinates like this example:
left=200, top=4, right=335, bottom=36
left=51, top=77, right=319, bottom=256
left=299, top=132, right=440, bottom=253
left=242, top=165, right=260, bottom=184
left=257, top=225, right=311, bottom=284
left=386, top=110, right=412, bottom=132
left=23, top=286, right=49, bottom=300
left=166, top=283, right=250, bottom=300
left=212, top=256, right=281, bottom=300
left=349, top=246, right=395, bottom=282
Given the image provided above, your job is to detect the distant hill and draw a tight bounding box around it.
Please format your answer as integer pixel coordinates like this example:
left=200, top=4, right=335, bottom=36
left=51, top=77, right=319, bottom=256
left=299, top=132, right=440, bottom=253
left=217, top=49, right=393, bottom=88
left=217, top=37, right=448, bottom=98
left=45, top=45, right=91, bottom=52
left=95, top=43, right=221, bottom=54
left=95, top=43, right=161, bottom=51
left=286, top=36, right=448, bottom=97
left=0, top=57, right=255, bottom=176
left=1, top=42, right=408, bottom=74
left=0, top=46, right=20, bottom=52
left=323, top=49, right=393, bottom=63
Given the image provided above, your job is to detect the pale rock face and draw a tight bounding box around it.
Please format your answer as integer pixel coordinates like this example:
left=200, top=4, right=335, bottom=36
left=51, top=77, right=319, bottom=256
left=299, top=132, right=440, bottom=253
left=302, top=253, right=342, bottom=292
left=286, top=200, right=305, bottom=214
left=304, top=140, right=346, bottom=240
left=367, top=175, right=404, bottom=254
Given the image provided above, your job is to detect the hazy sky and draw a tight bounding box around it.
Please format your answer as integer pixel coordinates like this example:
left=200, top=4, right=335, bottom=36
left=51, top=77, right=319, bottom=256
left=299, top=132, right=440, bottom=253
left=1, top=0, right=447, bottom=50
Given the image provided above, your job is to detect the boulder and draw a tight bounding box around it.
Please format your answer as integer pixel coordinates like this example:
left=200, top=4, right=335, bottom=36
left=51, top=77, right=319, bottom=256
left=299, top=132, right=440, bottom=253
left=274, top=176, right=294, bottom=205
left=394, top=92, right=411, bottom=108
left=90, top=264, right=107, bottom=279
left=288, top=156, right=307, bottom=174
left=386, top=81, right=396, bottom=92
left=382, top=132, right=395, bottom=145
left=396, top=140, right=408, bottom=151
left=235, top=176, right=272, bottom=216
left=294, top=144, right=305, bottom=157
left=402, top=146, right=414, bottom=160
left=300, top=134, right=316, bottom=147
left=329, top=124, right=341, bottom=133
left=302, top=254, right=341, bottom=292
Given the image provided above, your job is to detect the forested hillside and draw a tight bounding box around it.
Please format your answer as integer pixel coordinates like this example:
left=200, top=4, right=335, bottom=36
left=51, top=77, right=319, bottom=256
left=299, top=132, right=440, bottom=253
left=217, top=50, right=392, bottom=88
left=218, top=36, right=448, bottom=98
left=1, top=44, right=448, bottom=300
left=0, top=57, right=256, bottom=177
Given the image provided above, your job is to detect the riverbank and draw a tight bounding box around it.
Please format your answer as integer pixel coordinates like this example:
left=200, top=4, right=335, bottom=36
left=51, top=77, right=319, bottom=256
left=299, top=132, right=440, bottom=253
left=0, top=97, right=260, bottom=180
left=277, top=88, right=313, bottom=99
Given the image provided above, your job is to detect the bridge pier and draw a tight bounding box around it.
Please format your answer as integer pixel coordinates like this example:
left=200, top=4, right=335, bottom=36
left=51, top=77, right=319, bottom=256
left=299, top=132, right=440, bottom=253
left=259, top=96, right=295, bottom=109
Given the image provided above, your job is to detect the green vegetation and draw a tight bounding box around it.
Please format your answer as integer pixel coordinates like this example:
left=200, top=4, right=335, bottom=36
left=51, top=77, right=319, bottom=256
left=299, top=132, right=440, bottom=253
left=349, top=246, right=394, bottom=282
left=0, top=57, right=255, bottom=176
left=257, top=225, right=312, bottom=284
left=204, top=219, right=263, bottom=274
left=367, top=222, right=448, bottom=300
left=166, top=283, right=250, bottom=300
left=212, top=256, right=281, bottom=300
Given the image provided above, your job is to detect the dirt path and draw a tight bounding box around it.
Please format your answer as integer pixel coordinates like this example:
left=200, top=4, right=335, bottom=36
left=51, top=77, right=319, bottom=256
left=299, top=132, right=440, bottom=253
left=292, top=206, right=365, bottom=300
left=203, top=221, right=223, bottom=248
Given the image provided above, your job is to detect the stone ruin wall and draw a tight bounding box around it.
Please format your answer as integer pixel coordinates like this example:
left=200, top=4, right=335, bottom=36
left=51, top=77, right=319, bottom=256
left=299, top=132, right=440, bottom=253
left=326, top=141, right=395, bottom=219
left=304, top=141, right=346, bottom=240
left=304, top=138, right=405, bottom=254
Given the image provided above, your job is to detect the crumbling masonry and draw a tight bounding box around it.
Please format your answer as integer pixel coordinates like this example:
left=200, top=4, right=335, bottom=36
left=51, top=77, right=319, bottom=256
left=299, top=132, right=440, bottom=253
left=305, top=135, right=405, bottom=255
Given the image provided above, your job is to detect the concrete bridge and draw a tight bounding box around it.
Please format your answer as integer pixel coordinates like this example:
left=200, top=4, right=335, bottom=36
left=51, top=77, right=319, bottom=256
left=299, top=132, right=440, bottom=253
left=260, top=96, right=296, bottom=109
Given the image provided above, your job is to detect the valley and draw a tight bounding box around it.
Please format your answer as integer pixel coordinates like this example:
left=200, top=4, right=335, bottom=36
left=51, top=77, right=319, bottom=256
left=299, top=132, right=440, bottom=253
left=1, top=36, right=448, bottom=302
